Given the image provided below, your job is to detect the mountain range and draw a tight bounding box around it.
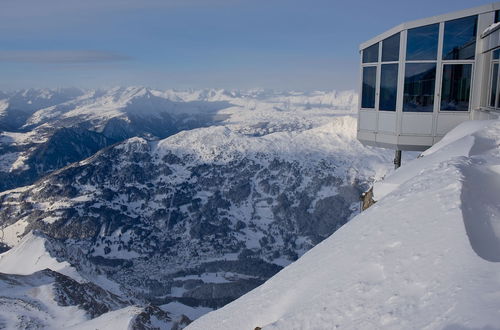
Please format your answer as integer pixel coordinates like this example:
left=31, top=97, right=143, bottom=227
left=0, top=87, right=394, bottom=329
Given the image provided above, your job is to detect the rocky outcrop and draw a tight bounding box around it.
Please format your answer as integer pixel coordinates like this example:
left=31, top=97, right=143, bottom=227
left=0, top=134, right=373, bottom=312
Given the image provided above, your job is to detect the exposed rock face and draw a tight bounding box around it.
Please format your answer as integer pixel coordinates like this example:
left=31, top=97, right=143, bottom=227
left=0, top=127, right=116, bottom=192
left=0, top=87, right=231, bottom=192
left=0, top=130, right=382, bottom=312
left=0, top=269, right=176, bottom=329
left=0, top=87, right=393, bottom=326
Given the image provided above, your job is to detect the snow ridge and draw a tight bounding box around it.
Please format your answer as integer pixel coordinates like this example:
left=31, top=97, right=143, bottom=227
left=188, top=119, right=500, bottom=330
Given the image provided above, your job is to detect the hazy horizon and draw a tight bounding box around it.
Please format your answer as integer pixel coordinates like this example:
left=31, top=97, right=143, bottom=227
left=1, top=0, right=494, bottom=91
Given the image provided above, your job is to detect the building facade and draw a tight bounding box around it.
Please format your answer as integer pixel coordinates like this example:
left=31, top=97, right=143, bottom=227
left=357, top=3, right=500, bottom=151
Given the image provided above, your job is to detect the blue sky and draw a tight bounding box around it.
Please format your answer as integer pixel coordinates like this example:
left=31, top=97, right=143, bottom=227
left=0, top=0, right=494, bottom=91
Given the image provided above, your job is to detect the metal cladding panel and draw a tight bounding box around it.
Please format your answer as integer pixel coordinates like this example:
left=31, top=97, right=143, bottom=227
left=378, top=112, right=397, bottom=133
left=482, top=29, right=500, bottom=53
left=472, top=109, right=500, bottom=120
left=433, top=136, right=444, bottom=145
left=398, top=135, right=434, bottom=149
left=357, top=137, right=378, bottom=148
left=357, top=130, right=376, bottom=144
left=436, top=114, right=471, bottom=135
left=401, top=114, right=433, bottom=135
left=376, top=132, right=398, bottom=145
left=396, top=143, right=431, bottom=152
left=358, top=111, right=377, bottom=130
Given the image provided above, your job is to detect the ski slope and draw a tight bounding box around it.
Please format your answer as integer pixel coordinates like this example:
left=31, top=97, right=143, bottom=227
left=188, top=119, right=500, bottom=330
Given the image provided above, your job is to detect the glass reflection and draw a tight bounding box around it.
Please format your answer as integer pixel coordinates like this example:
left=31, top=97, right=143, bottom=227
left=382, top=33, right=400, bottom=62
left=406, top=24, right=439, bottom=61
left=363, top=43, right=379, bottom=63
left=490, top=64, right=498, bottom=108
left=493, top=49, right=500, bottom=60
left=441, top=64, right=472, bottom=111
left=442, top=16, right=477, bottom=60
left=403, top=63, right=436, bottom=112
left=379, top=64, right=398, bottom=111
left=362, top=66, right=377, bottom=108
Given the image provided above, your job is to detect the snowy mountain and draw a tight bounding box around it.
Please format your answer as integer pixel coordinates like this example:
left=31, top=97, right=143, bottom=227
left=0, top=88, right=85, bottom=131
left=0, top=87, right=397, bottom=328
left=188, top=119, right=500, bottom=330
left=0, top=87, right=356, bottom=192
left=0, top=87, right=236, bottom=192
left=0, top=232, right=186, bottom=329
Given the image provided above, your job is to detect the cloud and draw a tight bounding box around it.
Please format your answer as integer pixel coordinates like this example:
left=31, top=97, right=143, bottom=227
left=0, top=0, right=240, bottom=18
left=0, top=50, right=132, bottom=64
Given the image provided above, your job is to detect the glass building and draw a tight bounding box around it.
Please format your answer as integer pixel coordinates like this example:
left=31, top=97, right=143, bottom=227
left=358, top=3, right=500, bottom=151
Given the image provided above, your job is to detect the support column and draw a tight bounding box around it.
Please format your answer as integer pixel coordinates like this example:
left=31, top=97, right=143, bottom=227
left=394, top=150, right=402, bottom=169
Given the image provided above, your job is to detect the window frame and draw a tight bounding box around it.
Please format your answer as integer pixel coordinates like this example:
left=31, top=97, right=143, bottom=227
left=488, top=52, right=500, bottom=110
left=441, top=15, right=478, bottom=61
left=361, top=65, right=378, bottom=109
left=362, top=43, right=379, bottom=64
left=438, top=62, right=474, bottom=112
left=402, top=62, right=438, bottom=113
left=379, top=63, right=399, bottom=111
left=378, top=33, right=400, bottom=112
left=406, top=23, right=440, bottom=61
left=382, top=33, right=400, bottom=63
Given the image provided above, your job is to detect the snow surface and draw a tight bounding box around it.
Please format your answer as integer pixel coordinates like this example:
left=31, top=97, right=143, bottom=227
left=0, top=218, right=29, bottom=246
left=155, top=116, right=387, bottom=179
left=0, top=99, right=8, bottom=118
left=188, top=119, right=500, bottom=330
left=0, top=274, right=89, bottom=329
left=161, top=302, right=212, bottom=321
left=373, top=120, right=492, bottom=201
left=0, top=232, right=84, bottom=282
left=0, top=87, right=392, bottom=328
left=66, top=306, right=142, bottom=330
left=482, top=21, right=500, bottom=37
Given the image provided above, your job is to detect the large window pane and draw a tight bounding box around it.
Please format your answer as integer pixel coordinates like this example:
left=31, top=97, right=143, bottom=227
left=382, top=33, right=400, bottom=62
left=403, top=63, right=436, bottom=112
left=490, top=64, right=499, bottom=107
left=495, top=10, right=500, bottom=23
left=443, top=16, right=477, bottom=60
left=379, top=64, right=398, bottom=111
left=406, top=24, right=439, bottom=61
left=362, top=66, right=377, bottom=109
left=440, top=64, right=472, bottom=111
left=493, top=49, right=500, bottom=60
left=362, top=43, right=379, bottom=63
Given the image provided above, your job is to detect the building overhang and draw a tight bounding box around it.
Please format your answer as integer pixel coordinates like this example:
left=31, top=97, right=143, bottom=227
left=357, top=3, right=499, bottom=152
left=360, top=2, right=500, bottom=51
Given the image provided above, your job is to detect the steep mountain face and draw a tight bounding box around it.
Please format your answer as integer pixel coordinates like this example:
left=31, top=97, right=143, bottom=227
left=0, top=127, right=116, bottom=191
left=0, top=232, right=185, bottom=329
left=0, top=88, right=84, bottom=131
left=0, top=87, right=234, bottom=192
left=0, top=87, right=354, bottom=193
left=188, top=120, right=500, bottom=330
left=0, top=88, right=396, bottom=327
left=0, top=99, right=393, bottom=326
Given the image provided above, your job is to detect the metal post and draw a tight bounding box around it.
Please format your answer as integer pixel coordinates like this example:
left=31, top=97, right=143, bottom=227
left=394, top=150, right=402, bottom=169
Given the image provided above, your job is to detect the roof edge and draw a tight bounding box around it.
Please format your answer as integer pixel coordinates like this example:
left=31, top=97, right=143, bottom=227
left=359, top=2, right=500, bottom=51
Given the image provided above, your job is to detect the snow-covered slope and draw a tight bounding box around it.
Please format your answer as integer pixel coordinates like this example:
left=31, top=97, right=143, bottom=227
left=0, top=269, right=178, bottom=329
left=0, top=231, right=83, bottom=281
left=188, top=119, right=500, bottom=330
left=0, top=231, right=187, bottom=329
left=0, top=87, right=358, bottom=192
left=0, top=88, right=394, bottom=326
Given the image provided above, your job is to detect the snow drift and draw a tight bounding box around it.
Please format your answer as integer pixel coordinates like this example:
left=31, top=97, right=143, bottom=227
left=188, top=119, right=500, bottom=330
